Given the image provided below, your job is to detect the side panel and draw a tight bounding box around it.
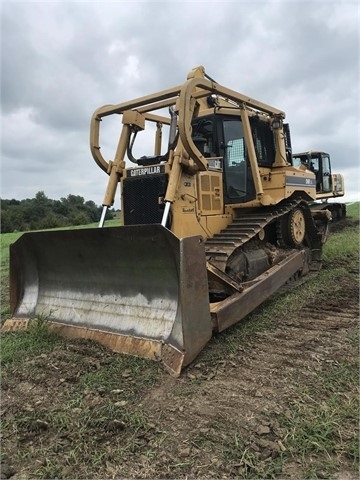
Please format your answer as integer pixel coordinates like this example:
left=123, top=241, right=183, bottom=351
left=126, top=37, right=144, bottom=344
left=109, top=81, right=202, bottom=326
left=258, top=168, right=317, bottom=205
left=197, top=171, right=223, bottom=215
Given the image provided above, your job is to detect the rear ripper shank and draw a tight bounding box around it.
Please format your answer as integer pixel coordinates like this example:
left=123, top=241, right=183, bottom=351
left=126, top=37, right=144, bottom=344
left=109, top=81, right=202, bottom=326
left=4, top=66, right=332, bottom=376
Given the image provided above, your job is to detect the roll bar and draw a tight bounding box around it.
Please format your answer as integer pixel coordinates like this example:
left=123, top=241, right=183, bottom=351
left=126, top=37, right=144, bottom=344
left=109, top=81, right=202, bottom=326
left=90, top=69, right=285, bottom=173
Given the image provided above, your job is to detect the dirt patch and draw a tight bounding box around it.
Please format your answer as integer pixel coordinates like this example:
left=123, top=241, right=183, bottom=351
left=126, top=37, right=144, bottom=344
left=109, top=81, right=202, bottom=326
left=1, top=219, right=359, bottom=479
left=329, top=216, right=357, bottom=233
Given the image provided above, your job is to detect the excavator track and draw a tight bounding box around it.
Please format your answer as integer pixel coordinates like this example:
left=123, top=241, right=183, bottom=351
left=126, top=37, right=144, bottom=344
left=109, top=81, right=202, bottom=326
left=205, top=198, right=324, bottom=274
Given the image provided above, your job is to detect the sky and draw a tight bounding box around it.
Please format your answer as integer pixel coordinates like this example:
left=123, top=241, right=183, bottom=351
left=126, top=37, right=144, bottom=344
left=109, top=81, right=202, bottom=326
left=1, top=0, right=359, bottom=210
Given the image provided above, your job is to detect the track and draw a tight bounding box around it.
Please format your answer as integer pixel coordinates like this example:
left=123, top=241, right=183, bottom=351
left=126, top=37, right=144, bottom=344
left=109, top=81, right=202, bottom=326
left=205, top=198, right=323, bottom=274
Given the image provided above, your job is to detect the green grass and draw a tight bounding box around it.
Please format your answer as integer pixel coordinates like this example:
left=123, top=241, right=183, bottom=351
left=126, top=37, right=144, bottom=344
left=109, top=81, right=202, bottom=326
left=276, top=361, right=359, bottom=477
left=345, top=201, right=360, bottom=218
left=324, top=201, right=359, bottom=259
left=80, top=354, right=160, bottom=394
left=323, top=229, right=358, bottom=266
left=0, top=231, right=21, bottom=276
left=6, top=397, right=152, bottom=478
left=0, top=317, right=63, bottom=364
left=0, top=203, right=358, bottom=479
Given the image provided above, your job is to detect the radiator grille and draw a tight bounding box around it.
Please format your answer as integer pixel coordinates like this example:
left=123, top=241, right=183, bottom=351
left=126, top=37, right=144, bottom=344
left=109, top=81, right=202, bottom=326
left=123, top=174, right=168, bottom=225
left=199, top=172, right=223, bottom=214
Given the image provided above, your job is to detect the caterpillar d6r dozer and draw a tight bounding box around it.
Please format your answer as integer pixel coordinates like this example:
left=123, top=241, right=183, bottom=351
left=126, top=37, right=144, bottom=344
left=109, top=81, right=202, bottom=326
left=4, top=66, right=331, bottom=376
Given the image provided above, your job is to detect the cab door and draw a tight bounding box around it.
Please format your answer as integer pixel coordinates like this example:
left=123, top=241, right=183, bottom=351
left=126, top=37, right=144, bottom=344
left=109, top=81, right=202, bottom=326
left=220, top=117, right=256, bottom=204
left=320, top=153, right=332, bottom=193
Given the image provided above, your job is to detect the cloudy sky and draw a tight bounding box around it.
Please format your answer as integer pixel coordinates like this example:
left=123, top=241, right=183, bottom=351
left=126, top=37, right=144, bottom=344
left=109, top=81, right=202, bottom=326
left=1, top=0, right=359, bottom=209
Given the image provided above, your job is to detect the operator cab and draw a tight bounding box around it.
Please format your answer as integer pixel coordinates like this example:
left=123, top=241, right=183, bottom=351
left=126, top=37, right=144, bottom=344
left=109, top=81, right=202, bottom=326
left=292, top=151, right=332, bottom=194
left=192, top=113, right=276, bottom=204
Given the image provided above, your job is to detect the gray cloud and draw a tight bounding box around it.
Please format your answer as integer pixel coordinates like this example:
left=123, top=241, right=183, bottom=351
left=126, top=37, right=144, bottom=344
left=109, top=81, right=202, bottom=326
left=1, top=0, right=359, bottom=207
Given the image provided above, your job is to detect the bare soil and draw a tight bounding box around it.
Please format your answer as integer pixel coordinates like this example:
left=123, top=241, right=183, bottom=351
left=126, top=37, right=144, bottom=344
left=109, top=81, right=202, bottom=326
left=1, top=218, right=359, bottom=479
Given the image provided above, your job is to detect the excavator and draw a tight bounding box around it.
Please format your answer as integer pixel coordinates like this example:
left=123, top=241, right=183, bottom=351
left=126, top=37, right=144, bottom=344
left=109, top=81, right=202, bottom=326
left=292, top=150, right=346, bottom=220
left=3, top=66, right=331, bottom=376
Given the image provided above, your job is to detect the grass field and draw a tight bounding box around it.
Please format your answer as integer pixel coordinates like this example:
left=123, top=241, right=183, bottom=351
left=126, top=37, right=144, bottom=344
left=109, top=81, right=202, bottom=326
left=0, top=204, right=359, bottom=479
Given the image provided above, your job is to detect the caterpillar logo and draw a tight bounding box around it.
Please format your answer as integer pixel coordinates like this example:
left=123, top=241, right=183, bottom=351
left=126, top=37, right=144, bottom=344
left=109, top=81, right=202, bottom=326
left=129, top=166, right=164, bottom=177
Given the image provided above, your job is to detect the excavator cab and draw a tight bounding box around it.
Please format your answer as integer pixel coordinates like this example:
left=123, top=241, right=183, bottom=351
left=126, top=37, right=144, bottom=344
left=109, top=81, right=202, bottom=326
left=292, top=151, right=344, bottom=197
left=292, top=150, right=345, bottom=220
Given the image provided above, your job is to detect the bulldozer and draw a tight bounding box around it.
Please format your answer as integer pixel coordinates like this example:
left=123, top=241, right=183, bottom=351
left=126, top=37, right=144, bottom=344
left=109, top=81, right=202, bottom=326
left=292, top=150, right=346, bottom=220
left=3, top=66, right=331, bottom=376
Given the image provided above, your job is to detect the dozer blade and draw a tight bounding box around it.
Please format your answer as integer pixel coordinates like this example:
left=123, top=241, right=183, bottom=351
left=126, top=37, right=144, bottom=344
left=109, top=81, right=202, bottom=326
left=5, top=225, right=212, bottom=376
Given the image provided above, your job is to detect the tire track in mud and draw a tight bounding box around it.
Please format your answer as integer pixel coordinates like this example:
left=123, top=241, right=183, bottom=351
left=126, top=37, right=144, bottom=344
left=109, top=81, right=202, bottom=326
left=135, top=310, right=358, bottom=477
left=140, top=291, right=358, bottom=477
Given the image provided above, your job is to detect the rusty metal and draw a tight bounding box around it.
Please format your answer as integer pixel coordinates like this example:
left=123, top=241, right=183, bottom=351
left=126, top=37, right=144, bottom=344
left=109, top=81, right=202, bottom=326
left=6, top=225, right=212, bottom=376
left=210, top=249, right=308, bottom=332
left=1, top=318, right=30, bottom=331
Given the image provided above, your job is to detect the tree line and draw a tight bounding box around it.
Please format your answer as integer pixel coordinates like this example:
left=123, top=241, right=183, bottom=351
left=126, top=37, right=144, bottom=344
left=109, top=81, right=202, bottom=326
left=1, top=191, right=115, bottom=233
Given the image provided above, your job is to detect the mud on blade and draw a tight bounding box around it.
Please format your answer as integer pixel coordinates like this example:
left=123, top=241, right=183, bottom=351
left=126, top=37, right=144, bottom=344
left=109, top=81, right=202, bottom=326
left=8, top=225, right=212, bottom=376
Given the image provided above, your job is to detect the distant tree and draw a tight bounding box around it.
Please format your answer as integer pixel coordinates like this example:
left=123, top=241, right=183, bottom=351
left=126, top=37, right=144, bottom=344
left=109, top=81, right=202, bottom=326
left=1, top=209, right=11, bottom=232
left=1, top=207, right=24, bottom=232
left=69, top=212, right=89, bottom=226
left=38, top=213, right=67, bottom=230
left=35, top=191, right=48, bottom=203
left=61, top=195, right=85, bottom=208
left=53, top=200, right=69, bottom=217
left=0, top=193, right=113, bottom=233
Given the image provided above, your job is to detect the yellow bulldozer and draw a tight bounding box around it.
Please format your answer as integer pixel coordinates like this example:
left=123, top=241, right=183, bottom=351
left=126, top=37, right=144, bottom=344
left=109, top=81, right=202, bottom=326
left=4, top=66, right=331, bottom=376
